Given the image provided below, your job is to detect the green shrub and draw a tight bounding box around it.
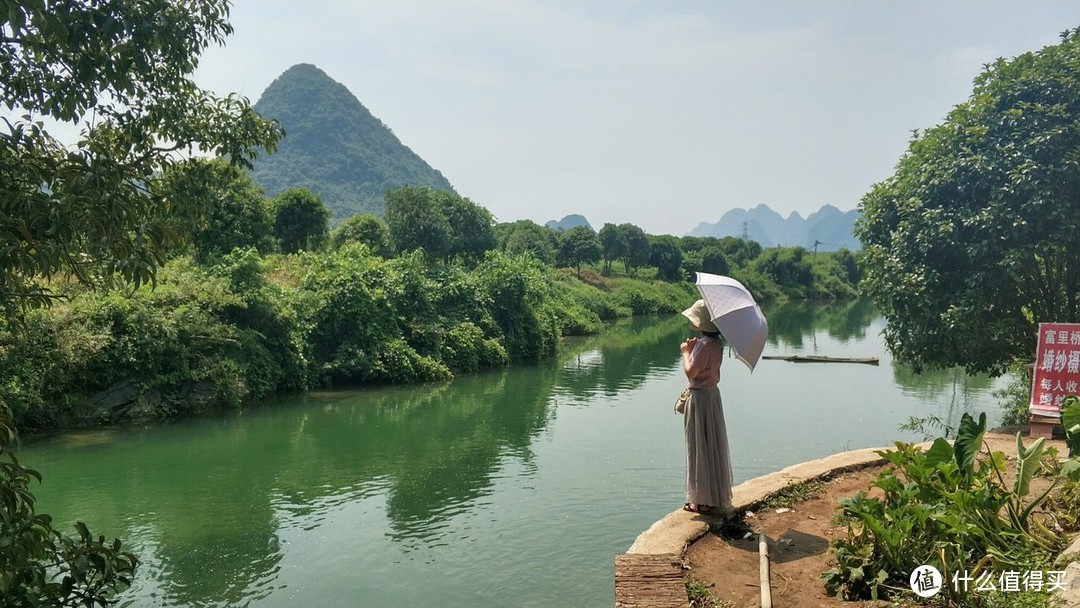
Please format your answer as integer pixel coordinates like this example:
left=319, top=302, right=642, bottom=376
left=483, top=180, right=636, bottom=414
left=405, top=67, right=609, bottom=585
left=473, top=251, right=560, bottom=362
left=442, top=322, right=509, bottom=373
left=995, top=363, right=1035, bottom=427
left=296, top=246, right=411, bottom=384
left=825, top=414, right=1071, bottom=603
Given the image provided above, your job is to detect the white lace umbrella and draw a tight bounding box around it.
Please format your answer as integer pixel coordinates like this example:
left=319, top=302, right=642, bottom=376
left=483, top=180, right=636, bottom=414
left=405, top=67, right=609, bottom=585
left=694, top=272, right=768, bottom=371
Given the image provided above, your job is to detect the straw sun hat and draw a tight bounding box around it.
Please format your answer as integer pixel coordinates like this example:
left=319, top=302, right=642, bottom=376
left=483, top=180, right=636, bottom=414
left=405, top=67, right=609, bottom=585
left=681, top=299, right=718, bottom=333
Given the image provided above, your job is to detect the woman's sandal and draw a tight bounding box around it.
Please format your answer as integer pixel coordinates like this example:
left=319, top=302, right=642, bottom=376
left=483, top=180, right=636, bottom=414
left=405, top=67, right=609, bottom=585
left=682, top=502, right=712, bottom=514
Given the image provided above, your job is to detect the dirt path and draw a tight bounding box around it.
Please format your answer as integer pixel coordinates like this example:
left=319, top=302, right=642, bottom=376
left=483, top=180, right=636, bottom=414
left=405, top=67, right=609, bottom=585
left=683, top=429, right=1070, bottom=608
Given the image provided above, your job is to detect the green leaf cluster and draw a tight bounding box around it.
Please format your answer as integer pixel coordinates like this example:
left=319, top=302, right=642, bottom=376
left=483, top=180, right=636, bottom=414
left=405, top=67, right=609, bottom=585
left=556, top=226, right=602, bottom=276
left=598, top=223, right=650, bottom=275
left=824, top=413, right=1076, bottom=603
left=496, top=220, right=559, bottom=265
left=384, top=186, right=495, bottom=264
left=0, top=0, right=283, bottom=313
left=1064, top=395, right=1080, bottom=458
left=160, top=159, right=276, bottom=262
left=270, top=188, right=330, bottom=254
left=329, top=214, right=391, bottom=256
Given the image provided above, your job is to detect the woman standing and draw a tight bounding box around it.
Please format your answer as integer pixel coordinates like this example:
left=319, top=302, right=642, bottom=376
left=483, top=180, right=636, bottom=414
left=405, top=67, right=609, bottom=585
left=679, top=299, right=734, bottom=515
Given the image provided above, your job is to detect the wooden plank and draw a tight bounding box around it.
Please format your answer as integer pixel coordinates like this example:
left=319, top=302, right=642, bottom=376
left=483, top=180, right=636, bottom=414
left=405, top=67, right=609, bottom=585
left=614, top=553, right=689, bottom=608
left=761, top=354, right=879, bottom=365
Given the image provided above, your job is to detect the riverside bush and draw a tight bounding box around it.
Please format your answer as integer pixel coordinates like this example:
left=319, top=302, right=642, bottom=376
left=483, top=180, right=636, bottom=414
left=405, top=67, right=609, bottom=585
left=0, top=260, right=276, bottom=426
left=296, top=245, right=444, bottom=384
left=614, top=279, right=696, bottom=316
left=473, top=251, right=560, bottom=362
left=824, top=413, right=1077, bottom=604
left=441, top=322, right=509, bottom=373
left=3, top=232, right=849, bottom=431
left=210, top=249, right=310, bottom=394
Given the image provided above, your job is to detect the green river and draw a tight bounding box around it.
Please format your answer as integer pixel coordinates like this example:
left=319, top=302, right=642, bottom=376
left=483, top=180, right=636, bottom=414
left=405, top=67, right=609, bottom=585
left=19, top=300, right=1007, bottom=607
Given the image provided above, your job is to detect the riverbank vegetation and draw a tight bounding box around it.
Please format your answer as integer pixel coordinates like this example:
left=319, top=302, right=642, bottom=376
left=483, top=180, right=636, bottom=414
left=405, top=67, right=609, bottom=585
left=1, top=163, right=863, bottom=432
left=826, top=412, right=1080, bottom=606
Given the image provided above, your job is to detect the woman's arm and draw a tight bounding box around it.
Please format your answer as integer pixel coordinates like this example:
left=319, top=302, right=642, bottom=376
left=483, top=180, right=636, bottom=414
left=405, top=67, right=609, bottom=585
left=681, top=338, right=702, bottom=379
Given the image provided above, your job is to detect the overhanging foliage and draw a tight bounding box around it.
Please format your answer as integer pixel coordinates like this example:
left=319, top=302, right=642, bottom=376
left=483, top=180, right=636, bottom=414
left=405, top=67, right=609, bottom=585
left=857, top=27, right=1080, bottom=375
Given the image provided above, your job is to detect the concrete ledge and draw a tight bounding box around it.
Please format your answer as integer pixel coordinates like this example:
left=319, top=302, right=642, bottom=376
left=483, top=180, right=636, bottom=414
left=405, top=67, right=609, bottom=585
left=626, top=444, right=912, bottom=555
left=626, top=437, right=1080, bottom=607
left=625, top=433, right=1080, bottom=606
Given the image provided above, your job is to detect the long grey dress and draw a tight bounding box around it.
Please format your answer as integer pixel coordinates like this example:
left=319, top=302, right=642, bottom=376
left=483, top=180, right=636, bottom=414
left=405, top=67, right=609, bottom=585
left=683, top=337, right=734, bottom=508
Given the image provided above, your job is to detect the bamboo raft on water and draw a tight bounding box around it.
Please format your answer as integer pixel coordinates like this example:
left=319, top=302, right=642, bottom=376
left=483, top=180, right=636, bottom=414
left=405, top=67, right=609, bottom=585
left=762, top=354, right=880, bottom=365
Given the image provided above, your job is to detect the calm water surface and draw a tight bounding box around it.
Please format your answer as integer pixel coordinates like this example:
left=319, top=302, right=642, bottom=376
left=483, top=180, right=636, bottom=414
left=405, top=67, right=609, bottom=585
left=20, top=300, right=1007, bottom=607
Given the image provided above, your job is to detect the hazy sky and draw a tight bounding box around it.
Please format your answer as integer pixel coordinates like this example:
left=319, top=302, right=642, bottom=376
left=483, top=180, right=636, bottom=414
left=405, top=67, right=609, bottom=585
left=193, top=1, right=1080, bottom=236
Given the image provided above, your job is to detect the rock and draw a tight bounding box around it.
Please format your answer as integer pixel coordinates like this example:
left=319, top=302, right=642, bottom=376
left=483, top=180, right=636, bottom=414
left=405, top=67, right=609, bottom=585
left=90, top=379, right=140, bottom=412
left=85, top=378, right=218, bottom=424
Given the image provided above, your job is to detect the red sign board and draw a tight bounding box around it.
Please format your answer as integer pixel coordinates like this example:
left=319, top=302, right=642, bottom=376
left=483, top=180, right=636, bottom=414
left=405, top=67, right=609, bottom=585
left=1030, top=322, right=1080, bottom=418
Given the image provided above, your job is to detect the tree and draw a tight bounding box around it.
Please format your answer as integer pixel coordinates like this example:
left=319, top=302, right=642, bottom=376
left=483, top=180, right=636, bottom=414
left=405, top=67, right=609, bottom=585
left=436, top=191, right=495, bottom=264
left=648, top=236, right=684, bottom=281
left=857, top=28, right=1080, bottom=375
left=598, top=223, right=627, bottom=274
left=501, top=220, right=558, bottom=265
left=719, top=236, right=761, bottom=266
left=751, top=247, right=813, bottom=295
left=164, top=159, right=275, bottom=262
left=0, top=1, right=280, bottom=604
left=329, top=214, right=391, bottom=256
left=384, top=185, right=451, bottom=258
left=0, top=0, right=282, bottom=314
left=833, top=248, right=861, bottom=286
left=556, top=226, right=602, bottom=276
left=384, top=186, right=496, bottom=263
left=699, top=246, right=731, bottom=276
left=619, top=223, right=650, bottom=275
left=270, top=188, right=330, bottom=253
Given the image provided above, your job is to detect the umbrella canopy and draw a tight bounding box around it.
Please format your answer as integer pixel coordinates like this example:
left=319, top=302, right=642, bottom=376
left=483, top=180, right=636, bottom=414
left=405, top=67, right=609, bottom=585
left=694, top=272, right=768, bottom=372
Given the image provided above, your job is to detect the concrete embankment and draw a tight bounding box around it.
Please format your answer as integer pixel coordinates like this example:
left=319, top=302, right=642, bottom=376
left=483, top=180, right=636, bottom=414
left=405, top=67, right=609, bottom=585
left=626, top=444, right=895, bottom=555
left=624, top=431, right=1080, bottom=605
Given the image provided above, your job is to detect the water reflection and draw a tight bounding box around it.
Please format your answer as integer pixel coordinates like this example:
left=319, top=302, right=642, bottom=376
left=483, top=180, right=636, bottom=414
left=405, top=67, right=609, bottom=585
left=553, top=316, right=687, bottom=401
left=890, top=360, right=998, bottom=433
left=18, top=299, right=1009, bottom=608
left=763, top=298, right=877, bottom=347
left=263, top=370, right=561, bottom=547
left=28, top=368, right=566, bottom=607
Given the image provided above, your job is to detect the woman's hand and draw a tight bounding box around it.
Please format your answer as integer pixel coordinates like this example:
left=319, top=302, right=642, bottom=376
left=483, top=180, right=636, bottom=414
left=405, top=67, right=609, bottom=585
left=680, top=337, right=698, bottom=354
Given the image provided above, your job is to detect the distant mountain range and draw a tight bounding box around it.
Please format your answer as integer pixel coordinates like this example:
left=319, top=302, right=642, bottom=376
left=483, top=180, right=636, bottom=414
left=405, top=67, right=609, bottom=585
left=249, top=64, right=455, bottom=221
left=541, top=205, right=860, bottom=250
left=545, top=214, right=593, bottom=232
left=245, top=64, right=860, bottom=248
left=687, top=204, right=860, bottom=251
